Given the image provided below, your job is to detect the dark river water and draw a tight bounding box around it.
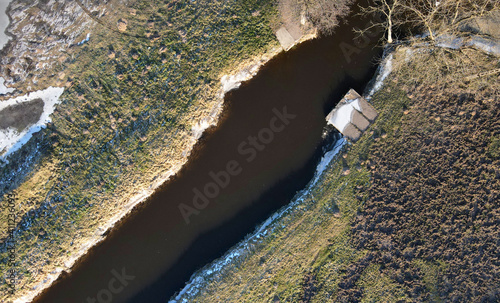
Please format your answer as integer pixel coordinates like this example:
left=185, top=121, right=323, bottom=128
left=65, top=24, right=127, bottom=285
left=33, top=3, right=382, bottom=303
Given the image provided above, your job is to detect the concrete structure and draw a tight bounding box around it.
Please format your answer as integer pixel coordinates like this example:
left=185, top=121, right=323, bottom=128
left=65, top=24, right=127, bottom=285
left=326, top=89, right=378, bottom=142
left=275, top=27, right=296, bottom=50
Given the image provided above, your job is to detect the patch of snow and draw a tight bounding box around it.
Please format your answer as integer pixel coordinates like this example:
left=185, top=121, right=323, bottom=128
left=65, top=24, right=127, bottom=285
left=366, top=53, right=393, bottom=100
left=0, top=76, right=15, bottom=94
left=220, top=64, right=260, bottom=94
left=0, top=0, right=12, bottom=50
left=0, top=86, right=64, bottom=163
left=468, top=36, right=500, bottom=56
left=76, top=32, right=90, bottom=46
left=405, top=48, right=415, bottom=62
left=350, top=98, right=361, bottom=111
left=415, top=32, right=430, bottom=39
left=300, top=12, right=307, bottom=25
left=327, top=102, right=355, bottom=132
left=311, top=138, right=346, bottom=186
left=435, top=34, right=465, bottom=50
left=191, top=117, right=212, bottom=139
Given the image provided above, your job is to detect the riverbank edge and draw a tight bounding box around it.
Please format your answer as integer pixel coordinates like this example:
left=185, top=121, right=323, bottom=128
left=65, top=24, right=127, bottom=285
left=171, top=30, right=500, bottom=302
left=170, top=43, right=394, bottom=302
left=12, top=31, right=317, bottom=303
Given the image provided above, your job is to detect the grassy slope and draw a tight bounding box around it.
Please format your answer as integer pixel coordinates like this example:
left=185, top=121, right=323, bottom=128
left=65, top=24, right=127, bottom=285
left=0, top=0, right=280, bottom=299
left=177, top=44, right=499, bottom=302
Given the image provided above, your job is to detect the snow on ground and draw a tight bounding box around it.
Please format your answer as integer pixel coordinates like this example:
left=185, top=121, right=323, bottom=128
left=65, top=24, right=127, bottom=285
left=311, top=138, right=346, bottom=186
left=434, top=34, right=500, bottom=56
left=77, top=33, right=91, bottom=46
left=327, top=102, right=355, bottom=133
left=366, top=53, right=393, bottom=100
left=0, top=76, right=15, bottom=94
left=0, top=86, right=64, bottom=163
left=435, top=34, right=465, bottom=50
left=170, top=136, right=346, bottom=302
left=191, top=117, right=212, bottom=139
left=0, top=0, right=12, bottom=50
left=468, top=36, right=500, bottom=56
left=220, top=63, right=261, bottom=94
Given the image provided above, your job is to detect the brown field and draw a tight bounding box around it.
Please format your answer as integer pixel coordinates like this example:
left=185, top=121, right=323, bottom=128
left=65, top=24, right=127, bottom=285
left=338, top=46, right=500, bottom=302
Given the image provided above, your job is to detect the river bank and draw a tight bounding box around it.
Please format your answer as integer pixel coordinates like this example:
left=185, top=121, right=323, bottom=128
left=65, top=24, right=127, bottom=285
left=169, top=46, right=393, bottom=303
left=0, top=1, right=290, bottom=301
left=28, top=0, right=385, bottom=300
left=171, top=24, right=500, bottom=302
left=15, top=45, right=293, bottom=303
left=15, top=32, right=323, bottom=303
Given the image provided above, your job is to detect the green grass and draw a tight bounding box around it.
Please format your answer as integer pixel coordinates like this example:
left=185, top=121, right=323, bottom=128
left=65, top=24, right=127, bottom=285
left=412, top=259, right=449, bottom=302
left=3, top=1, right=498, bottom=301
left=173, top=76, right=412, bottom=302
left=358, top=263, right=409, bottom=303
left=0, top=0, right=281, bottom=299
left=173, top=42, right=499, bottom=302
left=488, top=136, right=500, bottom=158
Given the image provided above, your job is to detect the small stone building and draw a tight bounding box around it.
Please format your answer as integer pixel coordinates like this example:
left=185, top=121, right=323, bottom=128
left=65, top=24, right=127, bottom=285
left=326, top=89, right=378, bottom=142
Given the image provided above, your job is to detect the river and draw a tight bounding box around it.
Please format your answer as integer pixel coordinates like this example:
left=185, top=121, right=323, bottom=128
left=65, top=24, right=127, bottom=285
left=33, top=2, right=382, bottom=302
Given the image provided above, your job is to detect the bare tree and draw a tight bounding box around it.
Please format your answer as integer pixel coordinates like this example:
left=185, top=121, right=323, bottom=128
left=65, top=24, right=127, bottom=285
left=401, top=0, right=500, bottom=39
left=360, top=0, right=402, bottom=43
left=360, top=0, right=500, bottom=43
left=303, top=0, right=354, bottom=34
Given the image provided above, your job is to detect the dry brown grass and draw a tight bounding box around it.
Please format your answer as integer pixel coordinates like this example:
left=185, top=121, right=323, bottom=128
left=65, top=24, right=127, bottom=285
left=275, top=0, right=353, bottom=35
left=337, top=45, right=500, bottom=302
